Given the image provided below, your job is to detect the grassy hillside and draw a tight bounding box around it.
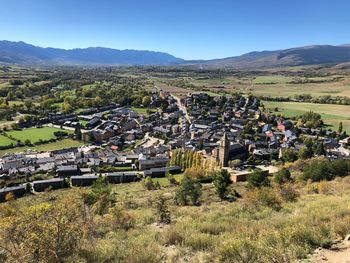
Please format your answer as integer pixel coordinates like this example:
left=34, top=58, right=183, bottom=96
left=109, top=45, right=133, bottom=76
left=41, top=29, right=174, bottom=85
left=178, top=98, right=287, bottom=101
left=2, top=172, right=350, bottom=262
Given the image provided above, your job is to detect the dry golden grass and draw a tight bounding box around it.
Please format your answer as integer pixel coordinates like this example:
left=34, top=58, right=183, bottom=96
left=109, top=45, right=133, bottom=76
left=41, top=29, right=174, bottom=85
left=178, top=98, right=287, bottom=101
left=2, top=176, right=350, bottom=262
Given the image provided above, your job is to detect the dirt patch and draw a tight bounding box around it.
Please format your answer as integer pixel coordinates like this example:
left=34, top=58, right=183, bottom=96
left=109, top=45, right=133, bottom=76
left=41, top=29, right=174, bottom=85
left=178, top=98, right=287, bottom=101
left=309, top=238, right=350, bottom=263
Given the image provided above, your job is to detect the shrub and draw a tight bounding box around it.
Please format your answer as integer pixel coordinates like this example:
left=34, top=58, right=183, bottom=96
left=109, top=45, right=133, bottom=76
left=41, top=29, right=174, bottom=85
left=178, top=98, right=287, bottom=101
left=143, top=176, right=159, bottom=190
left=166, top=172, right=178, bottom=186
left=245, top=188, right=282, bottom=211
left=300, top=159, right=350, bottom=182
left=108, top=205, right=135, bottom=230
left=81, top=177, right=114, bottom=215
left=278, top=184, right=299, bottom=202
left=274, top=168, right=293, bottom=185
left=175, top=176, right=202, bottom=206
left=247, top=169, right=270, bottom=188
left=281, top=148, right=298, bottom=163
left=4, top=192, right=15, bottom=202
left=154, top=195, right=171, bottom=224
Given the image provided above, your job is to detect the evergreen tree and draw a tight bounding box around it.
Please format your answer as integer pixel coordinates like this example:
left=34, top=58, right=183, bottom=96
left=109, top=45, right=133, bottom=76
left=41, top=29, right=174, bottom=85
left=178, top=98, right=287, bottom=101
left=338, top=122, right=343, bottom=133
left=213, top=169, right=232, bottom=199
left=175, top=176, right=202, bottom=205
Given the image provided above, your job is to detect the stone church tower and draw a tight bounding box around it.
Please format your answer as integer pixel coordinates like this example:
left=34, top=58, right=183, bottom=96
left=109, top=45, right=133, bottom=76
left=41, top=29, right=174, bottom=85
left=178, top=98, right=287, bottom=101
left=219, top=132, right=230, bottom=167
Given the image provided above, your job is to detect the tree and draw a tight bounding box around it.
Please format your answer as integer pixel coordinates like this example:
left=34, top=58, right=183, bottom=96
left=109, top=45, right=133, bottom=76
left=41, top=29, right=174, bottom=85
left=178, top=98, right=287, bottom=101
left=155, top=195, right=171, bottom=224
left=338, top=122, right=343, bottom=133
left=213, top=169, right=232, bottom=199
left=247, top=170, right=270, bottom=188
left=298, top=146, right=312, bottom=160
left=62, top=102, right=73, bottom=113
left=274, top=168, right=292, bottom=185
left=166, top=172, right=178, bottom=186
left=142, top=96, right=151, bottom=107
left=281, top=148, right=298, bottom=162
left=143, top=176, right=160, bottom=190
left=11, top=123, right=19, bottom=130
left=175, top=176, right=202, bottom=206
left=74, top=126, right=82, bottom=140
left=314, top=142, right=326, bottom=156
left=81, top=177, right=114, bottom=215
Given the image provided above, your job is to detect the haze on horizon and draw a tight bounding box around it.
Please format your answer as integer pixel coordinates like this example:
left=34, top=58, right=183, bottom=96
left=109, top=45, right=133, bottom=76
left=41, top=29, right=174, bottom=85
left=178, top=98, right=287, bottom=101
left=0, top=0, right=349, bottom=60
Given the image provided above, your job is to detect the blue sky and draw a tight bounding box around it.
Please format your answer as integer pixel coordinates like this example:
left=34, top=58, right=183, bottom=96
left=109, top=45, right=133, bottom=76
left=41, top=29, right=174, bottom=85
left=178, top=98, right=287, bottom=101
left=0, top=0, right=349, bottom=59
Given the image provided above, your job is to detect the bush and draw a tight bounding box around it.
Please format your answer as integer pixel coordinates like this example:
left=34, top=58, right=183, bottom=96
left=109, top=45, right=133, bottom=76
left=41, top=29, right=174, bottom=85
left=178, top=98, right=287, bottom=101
left=281, top=148, right=298, bottom=163
left=108, top=205, right=135, bottom=230
left=81, top=177, right=114, bottom=215
left=175, top=176, right=202, bottom=206
left=274, top=168, right=293, bottom=185
left=143, top=176, right=160, bottom=190
left=247, top=169, right=270, bottom=188
left=245, top=188, right=282, bottom=211
left=300, top=159, right=350, bottom=182
left=166, top=172, right=178, bottom=186
left=154, top=195, right=171, bottom=224
left=278, top=184, right=299, bottom=202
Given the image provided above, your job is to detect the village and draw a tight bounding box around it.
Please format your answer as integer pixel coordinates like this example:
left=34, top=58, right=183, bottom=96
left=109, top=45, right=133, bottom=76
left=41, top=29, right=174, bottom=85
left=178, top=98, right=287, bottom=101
left=1, top=89, right=350, bottom=201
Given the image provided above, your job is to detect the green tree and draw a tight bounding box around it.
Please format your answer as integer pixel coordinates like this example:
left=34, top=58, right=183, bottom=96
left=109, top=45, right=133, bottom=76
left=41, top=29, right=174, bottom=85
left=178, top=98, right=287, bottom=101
left=298, top=146, right=313, bottom=160
left=338, top=122, right=343, bottom=133
left=175, top=176, right=202, bottom=206
left=81, top=177, right=114, bottom=215
left=314, top=142, right=326, bottom=156
left=281, top=148, right=298, bottom=162
left=213, top=169, right=232, bottom=199
left=274, top=168, right=292, bottom=185
left=142, top=96, right=151, bottom=107
left=155, top=195, right=171, bottom=224
left=247, top=170, right=270, bottom=188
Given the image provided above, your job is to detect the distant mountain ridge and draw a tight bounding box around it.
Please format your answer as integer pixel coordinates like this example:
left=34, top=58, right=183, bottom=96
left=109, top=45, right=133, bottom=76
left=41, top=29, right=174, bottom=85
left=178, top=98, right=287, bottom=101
left=0, top=40, right=184, bottom=65
left=1, top=40, right=350, bottom=68
left=201, top=45, right=350, bottom=68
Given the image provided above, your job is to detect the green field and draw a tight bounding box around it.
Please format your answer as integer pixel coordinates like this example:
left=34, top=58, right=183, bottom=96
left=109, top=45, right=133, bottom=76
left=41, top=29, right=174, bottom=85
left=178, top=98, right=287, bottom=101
left=263, top=101, right=350, bottom=132
left=253, top=75, right=293, bottom=84
left=6, top=127, right=74, bottom=143
left=0, top=138, right=84, bottom=157
left=130, top=107, right=156, bottom=115
left=0, top=135, right=16, bottom=147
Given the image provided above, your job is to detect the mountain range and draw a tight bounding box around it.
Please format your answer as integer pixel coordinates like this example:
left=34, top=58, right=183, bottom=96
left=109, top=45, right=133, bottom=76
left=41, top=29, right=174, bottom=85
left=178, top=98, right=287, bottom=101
left=1, top=40, right=350, bottom=68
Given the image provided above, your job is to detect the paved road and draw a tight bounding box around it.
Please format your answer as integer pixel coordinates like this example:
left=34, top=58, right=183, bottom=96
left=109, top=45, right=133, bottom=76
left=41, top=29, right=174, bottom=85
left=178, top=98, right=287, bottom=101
left=172, top=93, right=191, bottom=124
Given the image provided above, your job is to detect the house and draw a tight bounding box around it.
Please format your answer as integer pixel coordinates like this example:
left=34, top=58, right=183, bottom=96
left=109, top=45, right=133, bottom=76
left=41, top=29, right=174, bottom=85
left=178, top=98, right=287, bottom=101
left=277, top=120, right=293, bottom=132
left=86, top=117, right=101, bottom=129
left=139, top=157, right=169, bottom=170
left=56, top=165, right=80, bottom=177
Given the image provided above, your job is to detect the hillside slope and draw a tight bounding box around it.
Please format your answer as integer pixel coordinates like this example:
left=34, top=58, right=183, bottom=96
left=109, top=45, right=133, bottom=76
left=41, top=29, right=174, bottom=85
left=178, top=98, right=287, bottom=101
left=200, top=45, right=350, bottom=68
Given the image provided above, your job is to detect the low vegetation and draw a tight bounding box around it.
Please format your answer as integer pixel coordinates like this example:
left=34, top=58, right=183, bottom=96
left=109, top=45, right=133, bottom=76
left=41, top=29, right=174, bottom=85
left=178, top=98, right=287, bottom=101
left=2, top=159, right=350, bottom=262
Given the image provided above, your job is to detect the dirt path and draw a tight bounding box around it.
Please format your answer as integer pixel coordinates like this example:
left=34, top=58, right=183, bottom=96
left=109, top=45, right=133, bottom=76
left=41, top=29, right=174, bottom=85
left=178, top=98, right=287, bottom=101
left=310, top=239, right=350, bottom=263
